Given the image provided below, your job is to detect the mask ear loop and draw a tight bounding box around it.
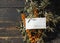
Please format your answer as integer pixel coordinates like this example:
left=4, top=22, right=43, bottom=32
left=28, top=17, right=32, bottom=23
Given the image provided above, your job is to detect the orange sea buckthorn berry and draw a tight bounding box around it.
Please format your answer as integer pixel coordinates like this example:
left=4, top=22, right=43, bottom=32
left=29, top=38, right=33, bottom=41
left=21, top=13, right=26, bottom=26
left=26, top=29, right=30, bottom=33
left=31, top=40, right=35, bottom=43
left=33, top=8, right=39, bottom=17
left=28, top=34, right=31, bottom=37
left=21, top=13, right=26, bottom=20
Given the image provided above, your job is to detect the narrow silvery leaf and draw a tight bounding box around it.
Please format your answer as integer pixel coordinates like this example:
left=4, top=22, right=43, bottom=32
left=16, top=9, right=21, bottom=13
left=26, top=0, right=28, bottom=2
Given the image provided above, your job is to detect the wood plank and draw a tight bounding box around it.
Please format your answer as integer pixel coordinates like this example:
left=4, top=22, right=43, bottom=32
left=0, top=0, right=25, bottom=7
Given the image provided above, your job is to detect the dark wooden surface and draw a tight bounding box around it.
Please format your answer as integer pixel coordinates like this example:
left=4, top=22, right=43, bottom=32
left=0, top=0, right=24, bottom=43
left=0, top=0, right=25, bottom=7
left=0, top=0, right=60, bottom=43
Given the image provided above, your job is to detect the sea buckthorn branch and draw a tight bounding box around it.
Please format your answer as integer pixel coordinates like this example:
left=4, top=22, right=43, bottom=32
left=18, top=0, right=59, bottom=43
